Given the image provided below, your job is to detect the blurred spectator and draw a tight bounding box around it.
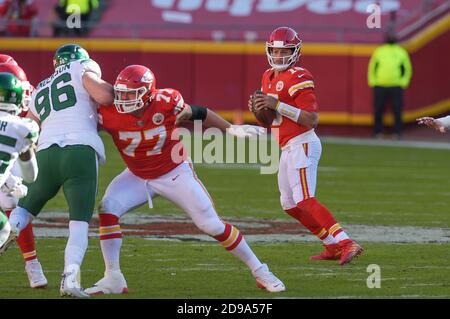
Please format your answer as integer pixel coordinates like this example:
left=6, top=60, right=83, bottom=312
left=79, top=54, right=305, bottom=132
left=0, top=0, right=38, bottom=37
left=368, top=32, right=412, bottom=139
left=53, top=0, right=99, bottom=37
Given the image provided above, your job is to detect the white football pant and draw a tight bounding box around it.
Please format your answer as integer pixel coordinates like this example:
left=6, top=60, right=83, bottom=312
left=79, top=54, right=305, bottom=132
left=99, top=161, right=225, bottom=236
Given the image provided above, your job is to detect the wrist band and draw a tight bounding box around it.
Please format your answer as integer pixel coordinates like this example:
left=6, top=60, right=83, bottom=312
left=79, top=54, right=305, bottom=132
left=276, top=102, right=301, bottom=122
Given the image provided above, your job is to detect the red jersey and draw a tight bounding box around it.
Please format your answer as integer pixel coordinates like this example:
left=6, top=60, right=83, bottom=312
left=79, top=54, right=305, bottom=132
left=99, top=88, right=187, bottom=179
left=261, top=66, right=318, bottom=146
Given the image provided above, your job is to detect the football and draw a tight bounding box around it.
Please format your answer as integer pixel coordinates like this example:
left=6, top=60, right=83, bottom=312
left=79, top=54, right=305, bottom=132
left=252, top=90, right=276, bottom=127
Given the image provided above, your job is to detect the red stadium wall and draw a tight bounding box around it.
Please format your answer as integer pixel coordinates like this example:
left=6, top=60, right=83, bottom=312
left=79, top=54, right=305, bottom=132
left=0, top=18, right=449, bottom=126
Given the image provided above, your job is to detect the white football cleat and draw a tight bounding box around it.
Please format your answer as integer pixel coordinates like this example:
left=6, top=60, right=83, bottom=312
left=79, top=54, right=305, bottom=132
left=60, top=265, right=90, bottom=298
left=252, top=264, right=286, bottom=292
left=25, top=260, right=48, bottom=288
left=0, top=223, right=17, bottom=256
left=85, top=271, right=129, bottom=295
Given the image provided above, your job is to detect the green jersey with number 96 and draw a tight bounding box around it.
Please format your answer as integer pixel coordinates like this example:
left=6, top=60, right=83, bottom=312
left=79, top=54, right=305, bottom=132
left=30, top=59, right=106, bottom=164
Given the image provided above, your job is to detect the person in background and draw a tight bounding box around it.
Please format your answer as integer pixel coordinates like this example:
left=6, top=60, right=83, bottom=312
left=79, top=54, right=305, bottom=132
left=0, top=0, right=38, bottom=37
left=368, top=32, right=412, bottom=139
left=53, top=0, right=98, bottom=37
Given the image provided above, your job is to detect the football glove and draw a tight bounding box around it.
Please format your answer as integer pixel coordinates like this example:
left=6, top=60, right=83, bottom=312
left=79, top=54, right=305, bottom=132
left=227, top=125, right=267, bottom=138
left=1, top=175, right=28, bottom=199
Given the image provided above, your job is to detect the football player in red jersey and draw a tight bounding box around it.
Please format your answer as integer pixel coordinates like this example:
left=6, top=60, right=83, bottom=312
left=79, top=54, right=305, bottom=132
left=85, top=65, right=285, bottom=294
left=0, top=54, right=18, bottom=65
left=0, top=61, right=47, bottom=288
left=249, top=27, right=363, bottom=265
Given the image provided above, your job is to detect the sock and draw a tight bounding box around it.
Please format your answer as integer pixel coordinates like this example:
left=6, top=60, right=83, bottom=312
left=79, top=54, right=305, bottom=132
left=6, top=210, right=37, bottom=262
left=286, top=206, right=337, bottom=245
left=98, top=213, right=122, bottom=275
left=298, top=198, right=350, bottom=243
left=8, top=206, right=33, bottom=234
left=64, top=220, right=88, bottom=273
left=213, top=223, right=262, bottom=272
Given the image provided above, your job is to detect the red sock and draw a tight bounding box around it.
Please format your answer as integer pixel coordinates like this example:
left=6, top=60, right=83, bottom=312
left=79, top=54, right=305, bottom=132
left=285, top=206, right=329, bottom=239
left=6, top=210, right=37, bottom=262
left=297, top=198, right=340, bottom=232
left=99, top=213, right=122, bottom=240
left=213, top=223, right=243, bottom=251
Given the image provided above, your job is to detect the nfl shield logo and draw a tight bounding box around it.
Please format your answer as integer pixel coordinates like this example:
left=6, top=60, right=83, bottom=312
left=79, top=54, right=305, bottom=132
left=276, top=81, right=284, bottom=91
left=152, top=113, right=164, bottom=125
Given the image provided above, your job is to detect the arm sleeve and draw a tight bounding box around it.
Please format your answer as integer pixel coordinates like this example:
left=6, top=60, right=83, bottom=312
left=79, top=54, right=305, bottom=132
left=189, top=105, right=208, bottom=121
left=18, top=153, right=38, bottom=183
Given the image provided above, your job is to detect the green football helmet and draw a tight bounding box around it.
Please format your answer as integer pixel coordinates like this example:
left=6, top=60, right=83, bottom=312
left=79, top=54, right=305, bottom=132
left=53, top=44, right=90, bottom=69
left=0, top=72, right=23, bottom=115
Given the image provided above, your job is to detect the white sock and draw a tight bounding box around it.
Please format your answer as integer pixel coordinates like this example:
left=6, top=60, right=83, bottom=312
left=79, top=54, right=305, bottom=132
left=101, top=238, right=122, bottom=275
left=8, top=207, right=33, bottom=234
left=229, top=238, right=262, bottom=272
left=64, top=220, right=89, bottom=272
left=323, top=234, right=338, bottom=245
left=25, top=259, right=39, bottom=266
left=335, top=231, right=350, bottom=242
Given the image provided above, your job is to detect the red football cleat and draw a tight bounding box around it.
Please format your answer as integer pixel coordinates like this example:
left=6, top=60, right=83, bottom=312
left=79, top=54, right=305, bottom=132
left=310, top=244, right=341, bottom=261
left=338, top=239, right=363, bottom=265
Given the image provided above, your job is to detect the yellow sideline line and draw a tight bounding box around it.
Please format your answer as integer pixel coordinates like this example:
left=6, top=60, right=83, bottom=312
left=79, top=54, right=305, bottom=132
left=220, top=98, right=450, bottom=126
left=0, top=13, right=448, bottom=55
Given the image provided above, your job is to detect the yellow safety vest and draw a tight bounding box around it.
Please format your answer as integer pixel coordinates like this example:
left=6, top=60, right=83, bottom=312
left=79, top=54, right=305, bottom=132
left=368, top=44, right=412, bottom=89
left=60, top=0, right=99, bottom=15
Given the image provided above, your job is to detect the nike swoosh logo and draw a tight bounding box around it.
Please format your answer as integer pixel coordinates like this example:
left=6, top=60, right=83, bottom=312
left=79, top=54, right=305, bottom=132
left=172, top=174, right=180, bottom=181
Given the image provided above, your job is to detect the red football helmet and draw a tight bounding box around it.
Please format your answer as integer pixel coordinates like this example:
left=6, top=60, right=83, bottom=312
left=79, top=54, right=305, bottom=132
left=0, top=54, right=18, bottom=66
left=114, top=65, right=156, bottom=113
left=0, top=62, right=33, bottom=111
left=266, top=27, right=302, bottom=71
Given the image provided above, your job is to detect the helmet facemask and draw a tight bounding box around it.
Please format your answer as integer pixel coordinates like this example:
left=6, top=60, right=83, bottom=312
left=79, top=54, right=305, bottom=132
left=266, top=41, right=302, bottom=71
left=21, top=81, right=32, bottom=112
left=114, top=84, right=151, bottom=114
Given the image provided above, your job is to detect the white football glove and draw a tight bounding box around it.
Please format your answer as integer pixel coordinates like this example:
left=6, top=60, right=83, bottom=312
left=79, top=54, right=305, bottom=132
left=227, top=125, right=267, bottom=138
left=1, top=175, right=28, bottom=199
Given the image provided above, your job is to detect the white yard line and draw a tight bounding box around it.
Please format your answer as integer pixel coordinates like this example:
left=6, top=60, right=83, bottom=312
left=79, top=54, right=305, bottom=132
left=32, top=213, right=450, bottom=243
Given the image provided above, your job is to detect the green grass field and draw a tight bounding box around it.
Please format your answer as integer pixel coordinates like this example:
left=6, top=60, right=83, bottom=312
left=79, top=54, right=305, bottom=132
left=1, top=133, right=450, bottom=298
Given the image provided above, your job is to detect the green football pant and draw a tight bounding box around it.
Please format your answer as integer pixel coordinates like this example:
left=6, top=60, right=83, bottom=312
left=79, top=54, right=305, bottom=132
left=19, top=144, right=98, bottom=222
